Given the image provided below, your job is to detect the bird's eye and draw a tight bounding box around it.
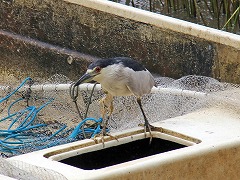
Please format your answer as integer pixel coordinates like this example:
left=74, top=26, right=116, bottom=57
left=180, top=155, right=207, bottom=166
left=95, top=66, right=101, bottom=73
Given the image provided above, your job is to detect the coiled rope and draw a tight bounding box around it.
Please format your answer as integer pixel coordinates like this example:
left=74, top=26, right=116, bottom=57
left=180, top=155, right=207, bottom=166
left=0, top=78, right=105, bottom=155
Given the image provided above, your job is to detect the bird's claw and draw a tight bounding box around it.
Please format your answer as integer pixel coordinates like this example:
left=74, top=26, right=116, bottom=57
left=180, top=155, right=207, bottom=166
left=145, top=123, right=153, bottom=144
left=139, top=123, right=155, bottom=144
left=93, top=131, right=118, bottom=148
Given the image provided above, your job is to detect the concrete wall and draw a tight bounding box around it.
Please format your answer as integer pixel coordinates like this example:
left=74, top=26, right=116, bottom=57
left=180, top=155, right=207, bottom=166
left=0, top=30, right=96, bottom=83
left=0, top=0, right=240, bottom=83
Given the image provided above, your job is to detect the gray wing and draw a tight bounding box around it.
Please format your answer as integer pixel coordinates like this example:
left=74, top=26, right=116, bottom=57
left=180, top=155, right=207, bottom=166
left=126, top=69, right=155, bottom=98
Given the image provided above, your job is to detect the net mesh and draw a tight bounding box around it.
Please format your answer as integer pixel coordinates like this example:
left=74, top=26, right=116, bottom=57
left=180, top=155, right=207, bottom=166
left=0, top=74, right=238, bottom=154
left=1, top=74, right=240, bottom=179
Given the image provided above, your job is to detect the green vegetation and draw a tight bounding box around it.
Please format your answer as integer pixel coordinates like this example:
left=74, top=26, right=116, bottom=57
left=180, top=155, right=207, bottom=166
left=112, top=0, right=240, bottom=34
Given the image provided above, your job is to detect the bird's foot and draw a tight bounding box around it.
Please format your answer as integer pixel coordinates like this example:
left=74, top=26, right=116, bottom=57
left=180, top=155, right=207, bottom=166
left=138, top=123, right=156, bottom=144
left=93, top=128, right=118, bottom=148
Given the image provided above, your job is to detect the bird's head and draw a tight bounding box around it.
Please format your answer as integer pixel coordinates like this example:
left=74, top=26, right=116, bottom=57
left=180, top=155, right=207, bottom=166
left=74, top=59, right=113, bottom=86
left=74, top=66, right=102, bottom=87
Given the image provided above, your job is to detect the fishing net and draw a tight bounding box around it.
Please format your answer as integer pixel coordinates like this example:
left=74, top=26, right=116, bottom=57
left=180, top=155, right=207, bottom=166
left=0, top=74, right=240, bottom=179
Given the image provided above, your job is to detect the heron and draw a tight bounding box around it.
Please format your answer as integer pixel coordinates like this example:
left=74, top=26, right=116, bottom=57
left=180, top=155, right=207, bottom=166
left=74, top=57, right=156, bottom=142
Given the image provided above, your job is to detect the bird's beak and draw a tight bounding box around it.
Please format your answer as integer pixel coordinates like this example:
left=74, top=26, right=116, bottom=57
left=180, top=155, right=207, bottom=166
left=74, top=73, right=94, bottom=86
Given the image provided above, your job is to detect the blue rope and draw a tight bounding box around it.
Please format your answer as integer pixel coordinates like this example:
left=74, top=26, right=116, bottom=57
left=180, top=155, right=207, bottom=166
left=0, top=77, right=107, bottom=155
left=69, top=117, right=107, bottom=139
left=0, top=77, right=32, bottom=103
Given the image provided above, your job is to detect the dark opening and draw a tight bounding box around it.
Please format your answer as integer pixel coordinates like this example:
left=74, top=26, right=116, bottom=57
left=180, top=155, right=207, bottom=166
left=60, top=138, right=186, bottom=170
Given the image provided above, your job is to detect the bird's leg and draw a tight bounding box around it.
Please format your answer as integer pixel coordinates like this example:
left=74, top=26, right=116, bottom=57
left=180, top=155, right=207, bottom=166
left=100, top=93, right=114, bottom=135
left=95, top=93, right=117, bottom=146
left=99, top=93, right=114, bottom=124
left=137, top=97, right=154, bottom=144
